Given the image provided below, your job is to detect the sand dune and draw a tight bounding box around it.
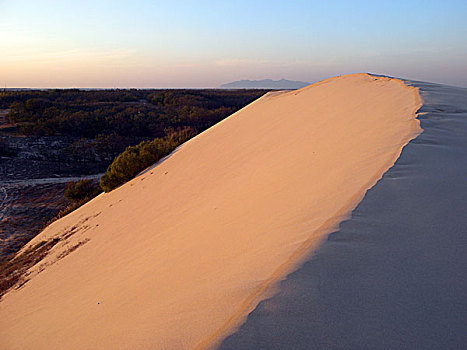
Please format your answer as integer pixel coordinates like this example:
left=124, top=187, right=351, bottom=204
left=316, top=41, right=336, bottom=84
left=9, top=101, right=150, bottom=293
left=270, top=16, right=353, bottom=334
left=219, top=79, right=467, bottom=350
left=0, top=74, right=421, bottom=349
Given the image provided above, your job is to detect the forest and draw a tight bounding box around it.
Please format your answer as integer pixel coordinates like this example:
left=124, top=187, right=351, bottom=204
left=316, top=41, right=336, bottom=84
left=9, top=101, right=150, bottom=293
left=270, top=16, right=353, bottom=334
left=1, top=89, right=267, bottom=138
left=0, top=88, right=269, bottom=174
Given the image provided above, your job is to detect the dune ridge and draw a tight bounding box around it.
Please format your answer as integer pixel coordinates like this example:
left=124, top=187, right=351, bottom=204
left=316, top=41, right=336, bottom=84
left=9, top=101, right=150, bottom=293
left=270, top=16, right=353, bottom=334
left=0, top=73, right=421, bottom=349
left=219, top=79, right=467, bottom=350
left=196, top=74, right=422, bottom=349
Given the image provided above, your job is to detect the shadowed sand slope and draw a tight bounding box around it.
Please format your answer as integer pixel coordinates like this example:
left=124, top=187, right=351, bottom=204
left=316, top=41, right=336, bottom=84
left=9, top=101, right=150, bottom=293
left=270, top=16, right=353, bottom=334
left=219, top=81, right=467, bottom=349
left=0, top=74, right=421, bottom=349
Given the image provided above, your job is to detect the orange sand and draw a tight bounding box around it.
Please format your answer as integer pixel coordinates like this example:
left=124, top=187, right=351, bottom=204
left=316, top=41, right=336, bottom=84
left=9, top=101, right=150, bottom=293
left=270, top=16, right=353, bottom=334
left=0, top=74, right=421, bottom=349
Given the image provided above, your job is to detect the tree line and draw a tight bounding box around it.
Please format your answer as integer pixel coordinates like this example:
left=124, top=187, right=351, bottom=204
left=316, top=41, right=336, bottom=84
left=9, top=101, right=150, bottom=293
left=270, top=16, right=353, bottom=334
left=1, top=88, right=268, bottom=172
left=2, top=89, right=267, bottom=139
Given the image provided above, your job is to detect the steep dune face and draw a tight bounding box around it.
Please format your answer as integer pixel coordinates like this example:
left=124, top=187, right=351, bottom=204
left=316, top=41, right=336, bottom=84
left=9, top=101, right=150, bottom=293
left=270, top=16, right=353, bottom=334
left=0, top=74, right=421, bottom=349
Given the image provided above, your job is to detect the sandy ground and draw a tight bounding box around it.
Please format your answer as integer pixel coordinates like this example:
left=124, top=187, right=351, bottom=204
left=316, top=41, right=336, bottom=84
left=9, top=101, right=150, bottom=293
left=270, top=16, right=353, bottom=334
left=0, top=74, right=421, bottom=349
left=219, top=80, right=467, bottom=349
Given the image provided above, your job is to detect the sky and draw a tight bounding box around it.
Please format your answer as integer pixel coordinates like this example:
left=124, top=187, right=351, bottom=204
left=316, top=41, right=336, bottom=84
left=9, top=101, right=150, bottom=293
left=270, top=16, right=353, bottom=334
left=0, top=0, right=466, bottom=88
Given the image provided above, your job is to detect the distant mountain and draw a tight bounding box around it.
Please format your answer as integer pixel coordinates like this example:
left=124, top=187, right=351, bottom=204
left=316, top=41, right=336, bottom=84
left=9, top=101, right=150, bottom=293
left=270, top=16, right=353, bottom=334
left=220, top=79, right=310, bottom=89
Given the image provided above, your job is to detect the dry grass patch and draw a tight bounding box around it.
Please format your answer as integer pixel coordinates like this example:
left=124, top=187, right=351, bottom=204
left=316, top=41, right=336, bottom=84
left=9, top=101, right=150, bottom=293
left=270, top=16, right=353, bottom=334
left=0, top=238, right=60, bottom=298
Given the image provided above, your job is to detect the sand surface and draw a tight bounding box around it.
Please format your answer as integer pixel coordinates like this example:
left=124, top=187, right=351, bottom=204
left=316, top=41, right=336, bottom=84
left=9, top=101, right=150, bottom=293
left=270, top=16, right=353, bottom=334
left=0, top=74, right=421, bottom=349
left=219, top=80, right=467, bottom=349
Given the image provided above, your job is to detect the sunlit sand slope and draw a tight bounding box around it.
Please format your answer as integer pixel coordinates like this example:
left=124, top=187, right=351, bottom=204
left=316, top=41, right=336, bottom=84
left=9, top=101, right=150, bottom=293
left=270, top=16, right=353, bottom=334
left=219, top=79, right=467, bottom=350
left=0, top=73, right=421, bottom=349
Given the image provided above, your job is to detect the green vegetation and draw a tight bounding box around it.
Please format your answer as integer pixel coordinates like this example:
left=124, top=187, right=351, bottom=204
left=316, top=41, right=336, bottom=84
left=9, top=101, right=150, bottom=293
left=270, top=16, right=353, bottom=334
left=1, top=89, right=268, bottom=139
left=1, top=89, right=268, bottom=174
left=64, top=179, right=102, bottom=202
left=100, top=127, right=195, bottom=192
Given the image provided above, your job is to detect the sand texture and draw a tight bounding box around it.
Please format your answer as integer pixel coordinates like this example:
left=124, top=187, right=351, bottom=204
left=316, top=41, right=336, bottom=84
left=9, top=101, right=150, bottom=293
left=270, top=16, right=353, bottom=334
left=219, top=80, right=467, bottom=349
left=0, top=74, right=421, bottom=349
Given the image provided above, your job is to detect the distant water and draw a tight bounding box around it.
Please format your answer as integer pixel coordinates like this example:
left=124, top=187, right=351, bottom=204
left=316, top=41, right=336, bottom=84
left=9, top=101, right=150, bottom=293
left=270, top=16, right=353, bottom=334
left=220, top=79, right=310, bottom=89
left=220, top=81, right=467, bottom=349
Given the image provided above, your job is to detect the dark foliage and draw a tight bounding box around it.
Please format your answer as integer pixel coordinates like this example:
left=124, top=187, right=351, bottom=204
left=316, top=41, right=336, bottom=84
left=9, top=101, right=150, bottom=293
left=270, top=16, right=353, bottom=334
left=64, top=179, right=102, bottom=202
left=100, top=128, right=195, bottom=192
left=2, top=89, right=268, bottom=139
left=1, top=89, right=268, bottom=173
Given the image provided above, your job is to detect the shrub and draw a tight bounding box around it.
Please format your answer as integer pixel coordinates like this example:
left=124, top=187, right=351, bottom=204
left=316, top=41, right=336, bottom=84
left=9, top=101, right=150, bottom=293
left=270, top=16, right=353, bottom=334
left=65, top=179, right=102, bottom=202
left=100, top=127, right=196, bottom=192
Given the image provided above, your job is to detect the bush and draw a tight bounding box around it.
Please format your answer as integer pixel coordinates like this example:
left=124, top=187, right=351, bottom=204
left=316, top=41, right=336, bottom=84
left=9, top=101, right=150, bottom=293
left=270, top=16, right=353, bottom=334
left=100, top=128, right=195, bottom=192
left=65, top=179, right=102, bottom=202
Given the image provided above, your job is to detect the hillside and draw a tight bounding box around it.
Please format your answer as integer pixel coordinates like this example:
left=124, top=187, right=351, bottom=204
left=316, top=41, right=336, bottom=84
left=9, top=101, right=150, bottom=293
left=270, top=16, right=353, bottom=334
left=0, top=74, right=421, bottom=349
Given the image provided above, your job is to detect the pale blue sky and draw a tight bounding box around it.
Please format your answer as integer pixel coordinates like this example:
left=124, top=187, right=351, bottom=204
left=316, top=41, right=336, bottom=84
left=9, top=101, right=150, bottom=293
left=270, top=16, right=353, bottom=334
left=1, top=0, right=466, bottom=87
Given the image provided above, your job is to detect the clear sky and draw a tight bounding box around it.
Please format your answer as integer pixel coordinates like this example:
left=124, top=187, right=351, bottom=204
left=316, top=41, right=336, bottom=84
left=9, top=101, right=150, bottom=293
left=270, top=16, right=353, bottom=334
left=1, top=0, right=466, bottom=88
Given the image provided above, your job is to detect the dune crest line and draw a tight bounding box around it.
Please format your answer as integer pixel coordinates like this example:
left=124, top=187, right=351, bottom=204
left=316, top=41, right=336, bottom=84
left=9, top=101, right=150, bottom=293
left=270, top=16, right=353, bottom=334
left=0, top=74, right=422, bottom=350
left=197, top=74, right=423, bottom=349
